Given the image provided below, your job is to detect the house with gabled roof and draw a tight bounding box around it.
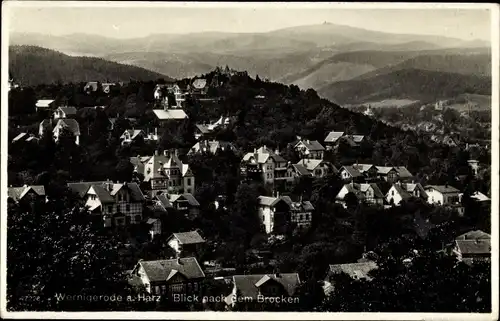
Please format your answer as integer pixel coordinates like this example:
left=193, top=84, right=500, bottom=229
left=39, top=118, right=81, bottom=145
left=424, top=185, right=461, bottom=205
left=67, top=181, right=145, bottom=227
left=84, top=81, right=99, bottom=93
left=8, top=185, right=46, bottom=204
left=324, top=131, right=345, bottom=150
left=336, top=182, right=385, bottom=207
left=11, top=132, right=39, bottom=144
left=386, top=182, right=427, bottom=206
left=241, top=145, right=291, bottom=184
left=258, top=194, right=314, bottom=234
left=225, top=273, right=301, bottom=309
left=130, top=150, right=195, bottom=196
left=452, top=230, right=490, bottom=265
left=295, top=159, right=336, bottom=178
left=294, top=139, right=325, bottom=159
left=167, top=230, right=206, bottom=258
left=101, top=82, right=116, bottom=94
left=130, top=257, right=205, bottom=297
left=188, top=140, right=236, bottom=155
left=154, top=193, right=200, bottom=219
left=120, top=129, right=146, bottom=145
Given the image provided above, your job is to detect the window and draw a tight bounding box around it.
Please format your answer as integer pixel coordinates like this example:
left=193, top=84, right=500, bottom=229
left=187, top=178, right=191, bottom=186
left=171, top=284, right=184, bottom=292
left=299, top=214, right=303, bottom=221
left=169, top=181, right=172, bottom=186
left=135, top=215, right=142, bottom=223
left=116, top=218, right=124, bottom=225
left=126, top=204, right=130, bottom=212
left=125, top=216, right=131, bottom=225
left=391, top=190, right=394, bottom=196
left=118, top=194, right=122, bottom=202
left=155, top=286, right=161, bottom=295
left=305, top=214, right=310, bottom=221
left=108, top=205, right=113, bottom=213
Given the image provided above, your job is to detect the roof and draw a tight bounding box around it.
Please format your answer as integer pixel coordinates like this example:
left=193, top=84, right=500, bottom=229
left=67, top=181, right=144, bottom=202
left=353, top=164, right=376, bottom=173
left=295, top=159, right=328, bottom=171
left=139, top=257, right=205, bottom=282
left=258, top=196, right=281, bottom=207
left=54, top=119, right=81, bottom=136
left=392, top=184, right=412, bottom=200
left=425, top=185, right=460, bottom=194
left=470, top=191, right=490, bottom=202
left=456, top=230, right=490, bottom=241
left=232, top=273, right=300, bottom=299
left=57, top=106, right=77, bottom=115
left=140, top=153, right=190, bottom=181
left=242, top=146, right=287, bottom=164
left=120, top=129, right=145, bottom=140
left=394, top=166, right=413, bottom=179
left=455, top=239, right=491, bottom=255
left=338, top=183, right=384, bottom=200
left=12, top=132, right=28, bottom=143
left=189, top=140, right=235, bottom=155
left=351, top=135, right=365, bottom=143
left=8, top=185, right=45, bottom=202
left=169, top=193, right=200, bottom=207
left=341, top=166, right=362, bottom=178
left=292, top=164, right=311, bottom=176
left=328, top=261, right=378, bottom=281
left=146, top=218, right=159, bottom=225
left=374, top=166, right=395, bottom=175
left=195, top=124, right=211, bottom=134
left=324, top=131, right=345, bottom=143
left=153, top=109, right=188, bottom=120
left=295, top=140, right=325, bottom=151
left=170, top=231, right=206, bottom=245
left=192, top=78, right=207, bottom=89
left=281, top=196, right=315, bottom=211
left=36, top=99, right=55, bottom=108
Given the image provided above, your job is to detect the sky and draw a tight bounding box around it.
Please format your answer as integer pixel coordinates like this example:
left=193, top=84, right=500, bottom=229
left=5, top=3, right=493, bottom=41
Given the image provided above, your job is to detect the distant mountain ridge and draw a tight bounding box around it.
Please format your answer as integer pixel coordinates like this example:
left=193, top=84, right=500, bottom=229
left=318, top=68, right=491, bottom=105
left=9, top=46, right=169, bottom=86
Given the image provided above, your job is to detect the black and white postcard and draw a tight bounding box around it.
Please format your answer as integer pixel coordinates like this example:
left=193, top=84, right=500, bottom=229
left=1, top=2, right=498, bottom=320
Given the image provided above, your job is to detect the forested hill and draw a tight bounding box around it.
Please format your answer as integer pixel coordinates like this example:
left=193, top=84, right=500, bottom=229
left=9, top=45, right=170, bottom=86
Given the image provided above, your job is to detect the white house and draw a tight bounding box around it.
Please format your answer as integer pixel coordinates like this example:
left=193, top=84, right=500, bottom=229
left=120, top=129, right=146, bottom=145
left=424, top=185, right=461, bottom=205
left=336, top=182, right=385, bottom=207
left=166, top=231, right=206, bottom=257
left=386, top=183, right=427, bottom=206
left=294, top=139, right=325, bottom=159
left=241, top=146, right=291, bottom=184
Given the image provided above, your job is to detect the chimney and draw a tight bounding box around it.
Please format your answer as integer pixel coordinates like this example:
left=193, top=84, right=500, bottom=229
left=306, top=139, right=310, bottom=144
left=263, top=144, right=267, bottom=151
left=155, top=127, right=158, bottom=136
left=276, top=191, right=280, bottom=198
left=155, top=150, right=159, bottom=156
left=254, top=148, right=257, bottom=153
left=174, top=149, right=178, bottom=157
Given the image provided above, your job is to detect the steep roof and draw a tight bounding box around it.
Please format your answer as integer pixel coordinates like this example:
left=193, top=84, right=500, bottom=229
left=54, top=119, right=81, bottom=136
left=242, top=146, right=287, bottom=164
left=281, top=196, right=314, bottom=211
left=425, top=185, right=460, bottom=194
left=258, top=196, right=281, bottom=207
left=374, top=166, right=395, bottom=175
left=195, top=124, right=211, bottom=134
left=8, top=185, right=45, bottom=202
left=470, top=191, right=490, bottom=202
left=189, top=140, right=235, bottom=155
left=394, top=166, right=413, bottom=178
left=324, top=131, right=345, bottom=143
left=392, top=184, right=412, bottom=200
left=341, top=166, right=363, bottom=178
left=328, top=261, right=378, bottom=281
left=232, top=273, right=300, bottom=299
left=351, top=135, right=365, bottom=143
left=295, top=140, right=325, bottom=151
left=170, top=231, right=206, bottom=245
left=153, top=109, right=188, bottom=120
left=120, top=129, right=145, bottom=140
left=338, top=183, right=384, bottom=200
left=292, top=164, right=311, bottom=176
left=139, top=257, right=205, bottom=282
left=169, top=193, right=200, bottom=206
